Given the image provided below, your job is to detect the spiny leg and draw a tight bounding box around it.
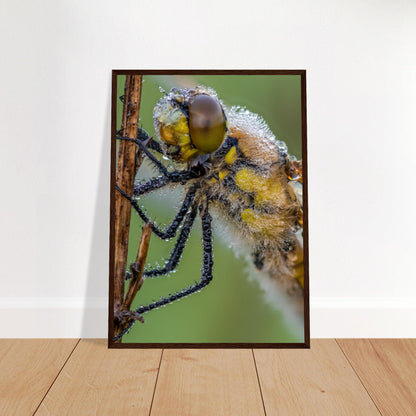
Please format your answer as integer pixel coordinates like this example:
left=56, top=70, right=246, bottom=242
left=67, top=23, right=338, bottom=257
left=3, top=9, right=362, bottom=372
left=143, top=205, right=198, bottom=277
left=115, top=130, right=170, bottom=199
left=117, top=115, right=163, bottom=154
left=136, top=127, right=164, bottom=154
left=116, top=183, right=198, bottom=239
left=138, top=203, right=213, bottom=311
left=117, top=135, right=170, bottom=177
left=124, top=205, right=197, bottom=280
left=113, top=202, right=213, bottom=342
left=146, top=139, right=163, bottom=154
left=133, top=176, right=170, bottom=197
left=117, top=171, right=200, bottom=281
left=125, top=203, right=197, bottom=280
left=117, top=105, right=163, bottom=152
left=132, top=169, right=201, bottom=198
left=117, top=135, right=201, bottom=183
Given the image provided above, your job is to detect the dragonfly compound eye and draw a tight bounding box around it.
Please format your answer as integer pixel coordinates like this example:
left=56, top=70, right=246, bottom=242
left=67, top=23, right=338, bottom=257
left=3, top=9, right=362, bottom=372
left=188, top=94, right=227, bottom=153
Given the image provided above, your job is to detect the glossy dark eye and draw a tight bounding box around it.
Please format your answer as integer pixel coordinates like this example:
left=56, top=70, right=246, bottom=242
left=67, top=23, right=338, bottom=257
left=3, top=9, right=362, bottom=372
left=188, top=94, right=227, bottom=153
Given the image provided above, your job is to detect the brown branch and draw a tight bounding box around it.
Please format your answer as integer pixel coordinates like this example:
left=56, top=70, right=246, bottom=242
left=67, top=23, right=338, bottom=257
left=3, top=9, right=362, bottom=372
left=122, top=223, right=152, bottom=311
left=113, top=75, right=147, bottom=342
left=114, top=224, right=152, bottom=341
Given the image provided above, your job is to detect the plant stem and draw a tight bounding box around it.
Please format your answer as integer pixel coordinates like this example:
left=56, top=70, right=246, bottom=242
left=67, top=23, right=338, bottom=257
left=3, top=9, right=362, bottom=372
left=113, top=75, right=144, bottom=341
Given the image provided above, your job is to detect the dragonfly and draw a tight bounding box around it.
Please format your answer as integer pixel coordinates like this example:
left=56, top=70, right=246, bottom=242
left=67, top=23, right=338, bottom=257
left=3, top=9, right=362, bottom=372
left=115, top=85, right=304, bottom=340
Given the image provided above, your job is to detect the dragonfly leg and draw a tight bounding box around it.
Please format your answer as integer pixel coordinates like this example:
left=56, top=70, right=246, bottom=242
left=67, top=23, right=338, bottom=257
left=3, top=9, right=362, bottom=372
left=117, top=135, right=170, bottom=177
left=112, top=205, right=204, bottom=342
left=116, top=183, right=198, bottom=240
left=132, top=176, right=170, bottom=197
left=137, top=127, right=164, bottom=154
left=136, top=203, right=213, bottom=313
left=117, top=126, right=164, bottom=153
left=114, top=203, right=213, bottom=341
left=117, top=134, right=200, bottom=182
left=143, top=205, right=198, bottom=278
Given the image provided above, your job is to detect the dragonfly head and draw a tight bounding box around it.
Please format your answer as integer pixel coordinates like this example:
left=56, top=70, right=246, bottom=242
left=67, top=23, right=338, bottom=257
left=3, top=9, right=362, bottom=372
left=153, top=86, right=228, bottom=165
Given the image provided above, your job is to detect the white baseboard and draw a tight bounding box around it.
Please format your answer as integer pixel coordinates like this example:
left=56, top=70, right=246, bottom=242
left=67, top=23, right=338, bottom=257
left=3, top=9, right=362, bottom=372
left=311, top=297, right=416, bottom=338
left=1, top=297, right=415, bottom=338
left=0, top=297, right=108, bottom=338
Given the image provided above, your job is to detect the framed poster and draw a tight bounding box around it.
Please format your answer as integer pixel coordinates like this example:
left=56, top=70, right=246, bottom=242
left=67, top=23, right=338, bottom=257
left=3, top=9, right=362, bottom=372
left=109, top=70, right=309, bottom=347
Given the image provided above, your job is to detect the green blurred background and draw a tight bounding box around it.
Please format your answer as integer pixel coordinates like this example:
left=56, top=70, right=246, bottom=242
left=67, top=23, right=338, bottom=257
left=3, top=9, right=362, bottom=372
left=116, top=74, right=303, bottom=343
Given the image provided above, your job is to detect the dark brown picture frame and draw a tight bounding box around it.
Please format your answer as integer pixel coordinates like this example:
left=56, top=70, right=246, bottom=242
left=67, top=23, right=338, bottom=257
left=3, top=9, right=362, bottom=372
left=109, top=70, right=309, bottom=348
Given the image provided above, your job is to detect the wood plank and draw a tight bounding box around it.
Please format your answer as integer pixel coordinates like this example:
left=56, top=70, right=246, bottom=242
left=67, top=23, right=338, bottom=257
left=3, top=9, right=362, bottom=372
left=35, top=340, right=161, bottom=416
left=0, top=339, right=78, bottom=416
left=150, top=349, right=265, bottom=416
left=338, top=339, right=416, bottom=416
left=254, top=339, right=380, bottom=416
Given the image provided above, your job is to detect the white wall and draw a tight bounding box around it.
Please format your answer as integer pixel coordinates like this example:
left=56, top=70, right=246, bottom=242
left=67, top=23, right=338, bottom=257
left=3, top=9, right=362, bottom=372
left=1, top=0, right=415, bottom=337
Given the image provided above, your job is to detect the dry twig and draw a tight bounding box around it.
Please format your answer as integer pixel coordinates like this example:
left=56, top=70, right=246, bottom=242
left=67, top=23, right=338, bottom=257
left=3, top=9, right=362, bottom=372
left=123, top=223, right=152, bottom=312
left=113, top=75, right=150, bottom=342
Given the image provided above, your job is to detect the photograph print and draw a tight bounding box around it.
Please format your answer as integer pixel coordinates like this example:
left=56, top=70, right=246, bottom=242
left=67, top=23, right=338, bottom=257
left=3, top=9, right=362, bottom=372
left=109, top=70, right=309, bottom=347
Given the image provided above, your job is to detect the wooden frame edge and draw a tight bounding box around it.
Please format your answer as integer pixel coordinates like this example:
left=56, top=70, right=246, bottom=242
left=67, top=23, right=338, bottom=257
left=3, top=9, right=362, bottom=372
left=108, top=69, right=310, bottom=349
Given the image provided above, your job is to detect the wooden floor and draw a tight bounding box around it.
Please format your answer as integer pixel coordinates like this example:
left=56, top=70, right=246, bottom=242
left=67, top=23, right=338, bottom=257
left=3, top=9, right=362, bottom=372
left=1, top=340, right=415, bottom=415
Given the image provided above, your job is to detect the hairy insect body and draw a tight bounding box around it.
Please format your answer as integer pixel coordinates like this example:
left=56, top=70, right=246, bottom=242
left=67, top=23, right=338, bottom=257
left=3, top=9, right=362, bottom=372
left=154, top=86, right=303, bottom=297
left=197, top=108, right=304, bottom=297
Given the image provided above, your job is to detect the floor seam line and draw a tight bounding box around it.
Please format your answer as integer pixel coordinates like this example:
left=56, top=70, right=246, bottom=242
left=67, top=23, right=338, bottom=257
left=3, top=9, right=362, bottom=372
left=148, top=348, right=164, bottom=416
left=252, top=349, right=267, bottom=416
left=32, top=338, right=81, bottom=416
left=335, top=339, right=383, bottom=416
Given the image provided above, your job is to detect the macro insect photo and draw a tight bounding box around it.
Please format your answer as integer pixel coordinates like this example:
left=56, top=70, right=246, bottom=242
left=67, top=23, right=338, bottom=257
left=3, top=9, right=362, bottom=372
left=109, top=71, right=309, bottom=346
